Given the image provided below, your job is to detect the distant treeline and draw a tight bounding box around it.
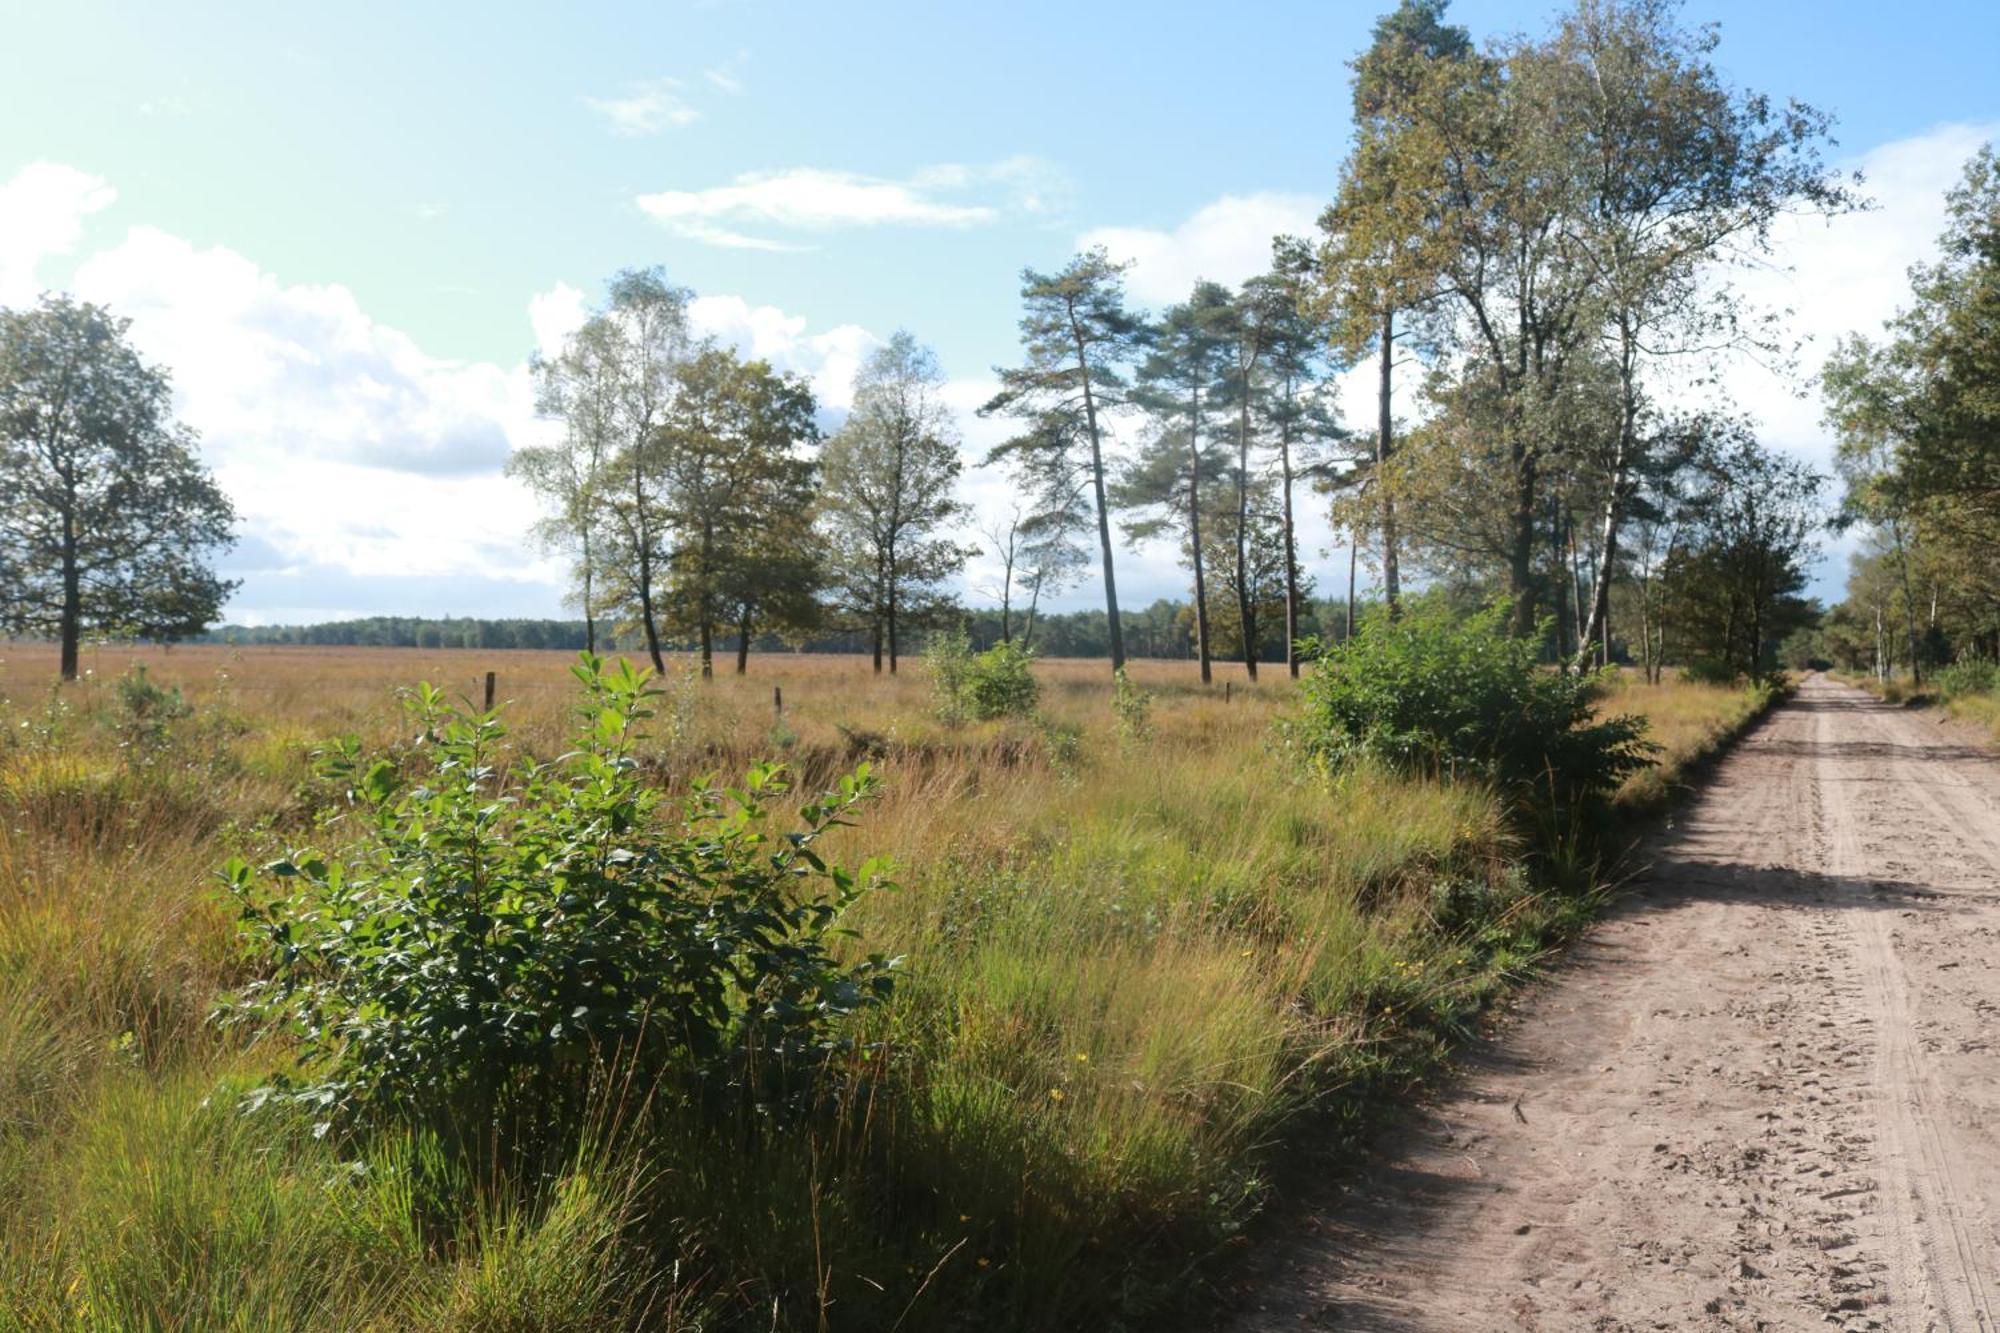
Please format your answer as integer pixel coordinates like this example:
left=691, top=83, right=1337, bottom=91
left=198, top=597, right=1371, bottom=661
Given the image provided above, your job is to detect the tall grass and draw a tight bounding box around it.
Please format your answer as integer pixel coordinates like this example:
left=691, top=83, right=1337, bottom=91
left=0, top=644, right=1775, bottom=1329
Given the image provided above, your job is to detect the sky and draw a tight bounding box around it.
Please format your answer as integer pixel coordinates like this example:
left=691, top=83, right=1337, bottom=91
left=2, top=0, right=1997, bottom=624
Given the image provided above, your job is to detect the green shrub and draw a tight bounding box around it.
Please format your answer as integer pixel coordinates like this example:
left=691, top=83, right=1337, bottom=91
left=112, top=663, right=190, bottom=762
left=1112, top=668, right=1153, bottom=745
left=1936, top=658, right=1997, bottom=697
left=1294, top=601, right=1654, bottom=809
left=220, top=653, right=897, bottom=1147
left=1678, top=656, right=1744, bottom=686
left=929, top=628, right=1040, bottom=724
left=926, top=625, right=976, bottom=726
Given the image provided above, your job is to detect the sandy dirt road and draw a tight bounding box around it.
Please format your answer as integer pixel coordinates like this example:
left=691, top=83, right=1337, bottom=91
left=1234, top=676, right=2000, bottom=1332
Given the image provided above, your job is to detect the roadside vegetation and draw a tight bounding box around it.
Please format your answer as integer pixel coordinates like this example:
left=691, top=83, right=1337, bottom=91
left=0, top=640, right=1779, bottom=1330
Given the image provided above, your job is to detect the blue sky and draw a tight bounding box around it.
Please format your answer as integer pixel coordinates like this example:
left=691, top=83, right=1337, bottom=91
left=4, top=1, right=1998, bottom=622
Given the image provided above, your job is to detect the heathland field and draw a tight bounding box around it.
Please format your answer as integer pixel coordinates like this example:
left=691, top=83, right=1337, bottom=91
left=0, top=645, right=1773, bottom=1330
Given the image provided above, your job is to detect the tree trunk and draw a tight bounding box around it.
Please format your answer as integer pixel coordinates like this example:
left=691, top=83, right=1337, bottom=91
left=1552, top=498, right=1573, bottom=662
left=1378, top=306, right=1402, bottom=620
left=1509, top=448, right=1539, bottom=639
left=59, top=500, right=80, bottom=683
left=1189, top=435, right=1213, bottom=685
left=887, top=581, right=900, bottom=675
left=1071, top=316, right=1124, bottom=673
left=1346, top=532, right=1360, bottom=642
left=580, top=534, right=597, bottom=657
left=1235, top=392, right=1257, bottom=681
left=1575, top=420, right=1633, bottom=672
left=1891, top=519, right=1923, bottom=687
left=735, top=612, right=751, bottom=675
left=871, top=622, right=883, bottom=674
left=699, top=621, right=714, bottom=680
left=636, top=557, right=666, bottom=673
left=999, top=573, right=1012, bottom=644
left=632, top=465, right=666, bottom=672
left=1280, top=400, right=1300, bottom=678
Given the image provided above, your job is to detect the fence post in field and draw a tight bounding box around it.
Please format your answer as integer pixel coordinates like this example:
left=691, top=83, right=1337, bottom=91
left=1225, top=681, right=1232, bottom=704
left=774, top=685, right=783, bottom=715
left=483, top=670, right=496, bottom=712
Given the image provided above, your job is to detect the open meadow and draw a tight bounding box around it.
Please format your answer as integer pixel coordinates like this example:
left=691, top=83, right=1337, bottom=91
left=0, top=643, right=1774, bottom=1330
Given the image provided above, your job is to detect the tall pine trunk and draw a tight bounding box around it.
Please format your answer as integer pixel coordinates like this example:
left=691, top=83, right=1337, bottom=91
left=1279, top=385, right=1301, bottom=678
left=1234, top=391, right=1257, bottom=681
left=1070, top=316, right=1124, bottom=673
left=1188, top=405, right=1213, bottom=684
left=1378, top=306, right=1402, bottom=620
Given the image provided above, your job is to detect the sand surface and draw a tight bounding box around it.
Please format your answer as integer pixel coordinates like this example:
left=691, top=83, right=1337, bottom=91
left=1235, top=676, right=2000, bottom=1332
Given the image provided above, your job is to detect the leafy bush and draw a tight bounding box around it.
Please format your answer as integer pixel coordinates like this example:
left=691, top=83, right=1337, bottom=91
left=1294, top=602, right=1655, bottom=808
left=1936, top=658, right=1997, bottom=697
left=221, top=654, right=897, bottom=1144
left=928, top=628, right=1040, bottom=724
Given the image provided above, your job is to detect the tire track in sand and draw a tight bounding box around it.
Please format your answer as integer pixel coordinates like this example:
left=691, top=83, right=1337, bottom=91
left=1227, top=676, right=2000, bottom=1331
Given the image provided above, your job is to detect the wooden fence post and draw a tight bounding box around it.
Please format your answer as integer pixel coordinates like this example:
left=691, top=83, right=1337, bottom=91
left=1225, top=681, right=1233, bottom=704
left=483, top=670, right=496, bottom=712
left=774, top=685, right=784, bottom=715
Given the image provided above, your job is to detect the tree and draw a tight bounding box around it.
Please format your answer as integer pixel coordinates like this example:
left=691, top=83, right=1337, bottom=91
left=1199, top=474, right=1296, bottom=665
left=1131, top=281, right=1233, bottom=681
left=0, top=296, right=237, bottom=680
left=1216, top=278, right=1288, bottom=679
left=1660, top=425, right=1824, bottom=678
left=1317, top=0, right=1474, bottom=623
left=1549, top=0, right=1854, bottom=669
left=1016, top=472, right=1094, bottom=649
left=820, top=331, right=970, bottom=674
left=1111, top=423, right=1232, bottom=673
left=575, top=269, right=699, bottom=673
left=1826, top=145, right=2000, bottom=680
left=1258, top=238, right=1347, bottom=677
left=1322, top=0, right=1848, bottom=646
left=657, top=347, right=821, bottom=679
left=509, top=315, right=624, bottom=654
left=982, top=248, right=1148, bottom=673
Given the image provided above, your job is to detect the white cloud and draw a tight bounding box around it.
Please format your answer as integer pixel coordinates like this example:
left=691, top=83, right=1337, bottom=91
left=54, top=222, right=560, bottom=608
left=74, top=226, right=534, bottom=480
left=0, top=162, right=116, bottom=307
left=584, top=79, right=701, bottom=136
left=703, top=52, right=748, bottom=95
left=1079, top=192, right=1322, bottom=306
left=528, top=281, right=588, bottom=360
left=688, top=293, right=879, bottom=412
left=637, top=158, right=1065, bottom=249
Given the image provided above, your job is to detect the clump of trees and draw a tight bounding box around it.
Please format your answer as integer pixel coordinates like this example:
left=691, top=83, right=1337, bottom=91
left=0, top=297, right=238, bottom=680
left=1822, top=145, right=2000, bottom=681
left=1310, top=0, right=1849, bottom=678
left=510, top=270, right=847, bottom=679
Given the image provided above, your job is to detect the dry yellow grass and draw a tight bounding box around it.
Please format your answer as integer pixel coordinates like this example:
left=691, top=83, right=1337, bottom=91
left=0, top=641, right=1775, bottom=1330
